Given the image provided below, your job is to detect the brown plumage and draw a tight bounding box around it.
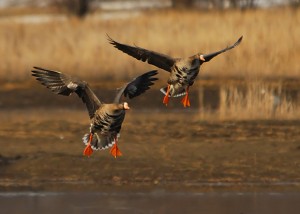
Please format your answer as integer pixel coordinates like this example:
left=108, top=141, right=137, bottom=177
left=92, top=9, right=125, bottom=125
left=108, top=35, right=243, bottom=107
left=31, top=67, right=158, bottom=158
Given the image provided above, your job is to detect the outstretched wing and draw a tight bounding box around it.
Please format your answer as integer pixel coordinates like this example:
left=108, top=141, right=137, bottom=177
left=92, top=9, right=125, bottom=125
left=114, top=70, right=158, bottom=103
left=202, top=36, right=243, bottom=62
left=31, top=67, right=102, bottom=118
left=108, top=35, right=176, bottom=72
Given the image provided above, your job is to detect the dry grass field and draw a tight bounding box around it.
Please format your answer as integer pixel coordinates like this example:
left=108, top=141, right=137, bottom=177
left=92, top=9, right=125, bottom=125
left=217, top=81, right=299, bottom=120
left=0, top=7, right=299, bottom=83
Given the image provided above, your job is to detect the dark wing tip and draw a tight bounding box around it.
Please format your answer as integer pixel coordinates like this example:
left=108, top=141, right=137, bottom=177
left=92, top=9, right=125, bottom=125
left=224, top=35, right=243, bottom=51
left=31, top=67, right=46, bottom=77
left=31, top=66, right=61, bottom=75
left=33, top=66, right=45, bottom=70
left=31, top=66, right=74, bottom=96
left=106, top=34, right=118, bottom=46
left=124, top=70, right=159, bottom=99
left=31, top=66, right=45, bottom=75
left=32, top=66, right=49, bottom=72
left=235, top=36, right=243, bottom=46
left=145, top=70, right=159, bottom=76
left=139, top=70, right=159, bottom=84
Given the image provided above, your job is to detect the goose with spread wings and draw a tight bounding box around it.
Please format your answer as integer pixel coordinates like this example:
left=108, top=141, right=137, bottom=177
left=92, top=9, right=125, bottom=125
left=108, top=35, right=243, bottom=107
left=31, top=67, right=158, bottom=158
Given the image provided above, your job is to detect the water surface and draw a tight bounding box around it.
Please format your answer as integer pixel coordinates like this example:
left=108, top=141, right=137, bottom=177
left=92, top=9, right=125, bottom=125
left=1, top=191, right=300, bottom=214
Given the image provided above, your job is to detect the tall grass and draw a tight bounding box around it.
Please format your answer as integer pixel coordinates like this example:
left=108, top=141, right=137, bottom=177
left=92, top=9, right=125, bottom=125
left=0, top=7, right=300, bottom=83
left=198, top=81, right=299, bottom=120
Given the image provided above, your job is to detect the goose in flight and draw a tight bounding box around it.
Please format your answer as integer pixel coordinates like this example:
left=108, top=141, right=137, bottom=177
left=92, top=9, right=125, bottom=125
left=108, top=35, right=243, bottom=107
left=31, top=67, right=158, bottom=158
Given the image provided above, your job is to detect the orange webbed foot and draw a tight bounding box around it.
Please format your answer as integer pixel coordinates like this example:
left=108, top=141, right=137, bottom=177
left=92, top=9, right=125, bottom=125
left=162, top=85, right=171, bottom=106
left=83, top=133, right=93, bottom=157
left=163, top=95, right=169, bottom=106
left=181, top=87, right=191, bottom=107
left=110, top=143, right=122, bottom=158
left=181, top=94, right=191, bottom=107
left=83, top=144, right=93, bottom=157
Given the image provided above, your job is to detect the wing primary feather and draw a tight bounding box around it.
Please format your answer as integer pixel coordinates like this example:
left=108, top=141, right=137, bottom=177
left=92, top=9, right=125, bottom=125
left=107, top=35, right=175, bottom=72
left=113, top=70, right=158, bottom=103
left=31, top=66, right=102, bottom=118
left=202, top=36, right=243, bottom=62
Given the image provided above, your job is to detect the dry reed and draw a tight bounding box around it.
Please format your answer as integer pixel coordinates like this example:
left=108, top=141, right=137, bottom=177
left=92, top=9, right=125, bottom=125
left=0, top=7, right=299, bottom=83
left=197, top=81, right=299, bottom=120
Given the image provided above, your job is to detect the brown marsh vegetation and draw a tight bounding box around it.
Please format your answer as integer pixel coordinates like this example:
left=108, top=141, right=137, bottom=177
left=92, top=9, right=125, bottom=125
left=218, top=82, right=295, bottom=120
left=0, top=7, right=299, bottom=83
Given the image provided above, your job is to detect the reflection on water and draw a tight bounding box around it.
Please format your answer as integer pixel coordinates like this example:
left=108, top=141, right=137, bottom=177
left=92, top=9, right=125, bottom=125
left=3, top=79, right=300, bottom=116
left=199, top=81, right=300, bottom=111
left=1, top=79, right=300, bottom=120
left=1, top=191, right=300, bottom=214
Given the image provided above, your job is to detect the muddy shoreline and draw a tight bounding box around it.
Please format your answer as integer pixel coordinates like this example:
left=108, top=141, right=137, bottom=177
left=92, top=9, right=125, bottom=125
left=1, top=106, right=300, bottom=192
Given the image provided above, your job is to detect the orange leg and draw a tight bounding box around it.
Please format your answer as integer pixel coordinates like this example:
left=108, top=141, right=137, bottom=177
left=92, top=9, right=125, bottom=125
left=181, top=86, right=191, bottom=107
left=110, top=138, right=122, bottom=158
left=163, top=84, right=171, bottom=106
left=83, top=133, right=93, bottom=157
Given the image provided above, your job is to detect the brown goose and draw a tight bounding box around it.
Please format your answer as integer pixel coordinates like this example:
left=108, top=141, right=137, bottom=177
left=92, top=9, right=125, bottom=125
left=108, top=35, right=243, bottom=107
left=31, top=67, right=158, bottom=158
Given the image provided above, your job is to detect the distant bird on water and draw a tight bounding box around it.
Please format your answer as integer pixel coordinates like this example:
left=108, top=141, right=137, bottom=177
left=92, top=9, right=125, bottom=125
left=108, top=35, right=243, bottom=107
left=31, top=67, right=158, bottom=158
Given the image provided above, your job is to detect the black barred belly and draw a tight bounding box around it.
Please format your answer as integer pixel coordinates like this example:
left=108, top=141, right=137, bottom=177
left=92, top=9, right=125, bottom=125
left=93, top=111, right=125, bottom=134
left=185, top=67, right=199, bottom=85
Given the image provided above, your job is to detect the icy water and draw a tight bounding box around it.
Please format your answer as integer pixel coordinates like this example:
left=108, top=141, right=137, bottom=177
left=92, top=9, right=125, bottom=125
left=1, top=191, right=300, bottom=214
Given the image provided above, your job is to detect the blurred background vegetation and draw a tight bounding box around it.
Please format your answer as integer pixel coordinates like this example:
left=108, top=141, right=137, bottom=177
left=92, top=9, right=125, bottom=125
left=0, top=0, right=299, bottom=119
left=0, top=0, right=299, bottom=82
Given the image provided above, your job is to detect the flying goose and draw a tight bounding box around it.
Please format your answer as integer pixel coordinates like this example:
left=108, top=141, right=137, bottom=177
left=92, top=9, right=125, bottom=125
left=108, top=35, right=243, bottom=107
left=31, top=67, right=158, bottom=158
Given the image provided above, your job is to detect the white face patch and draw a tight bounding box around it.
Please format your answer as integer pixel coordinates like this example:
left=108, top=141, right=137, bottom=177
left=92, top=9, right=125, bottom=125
left=123, top=102, right=130, bottom=110
left=67, top=82, right=78, bottom=90
left=199, top=55, right=205, bottom=61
